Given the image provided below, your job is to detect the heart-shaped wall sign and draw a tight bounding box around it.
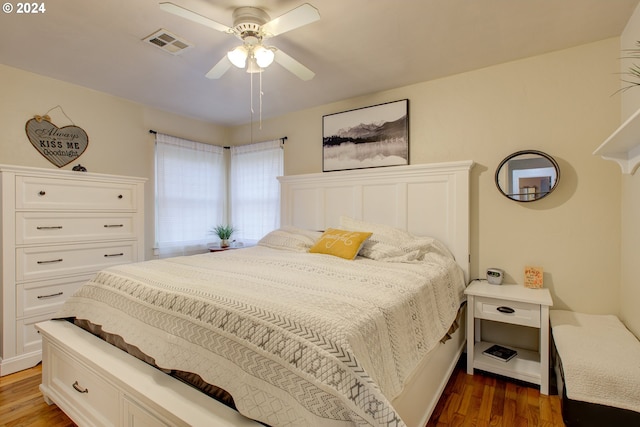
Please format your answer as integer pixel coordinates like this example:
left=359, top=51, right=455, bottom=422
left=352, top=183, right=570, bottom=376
left=25, top=117, right=89, bottom=168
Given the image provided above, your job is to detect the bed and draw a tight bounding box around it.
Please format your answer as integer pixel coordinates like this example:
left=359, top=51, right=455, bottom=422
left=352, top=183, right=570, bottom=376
left=38, top=161, right=474, bottom=427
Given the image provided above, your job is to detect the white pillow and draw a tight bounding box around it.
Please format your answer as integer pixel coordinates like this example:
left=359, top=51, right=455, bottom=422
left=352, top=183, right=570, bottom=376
left=339, top=216, right=454, bottom=261
left=257, top=226, right=322, bottom=252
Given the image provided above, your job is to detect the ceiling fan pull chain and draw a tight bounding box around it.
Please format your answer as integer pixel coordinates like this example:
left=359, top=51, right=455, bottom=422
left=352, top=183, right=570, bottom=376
left=259, top=70, right=263, bottom=129
left=250, top=71, right=254, bottom=144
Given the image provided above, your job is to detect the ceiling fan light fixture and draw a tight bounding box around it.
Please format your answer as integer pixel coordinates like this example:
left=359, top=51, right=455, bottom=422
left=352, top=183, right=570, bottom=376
left=160, top=2, right=319, bottom=81
left=227, top=45, right=248, bottom=68
left=246, top=57, right=264, bottom=74
left=254, top=46, right=275, bottom=68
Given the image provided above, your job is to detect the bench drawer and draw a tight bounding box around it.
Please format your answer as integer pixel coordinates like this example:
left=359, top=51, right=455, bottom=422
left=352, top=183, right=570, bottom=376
left=49, top=345, right=120, bottom=427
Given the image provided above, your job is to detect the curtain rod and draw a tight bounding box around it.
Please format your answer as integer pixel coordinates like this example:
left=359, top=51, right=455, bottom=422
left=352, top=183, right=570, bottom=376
left=149, top=130, right=287, bottom=146
left=223, top=136, right=287, bottom=149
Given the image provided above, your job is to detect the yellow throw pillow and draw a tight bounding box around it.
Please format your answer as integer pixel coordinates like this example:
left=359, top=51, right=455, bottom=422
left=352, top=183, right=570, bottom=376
left=309, top=228, right=372, bottom=260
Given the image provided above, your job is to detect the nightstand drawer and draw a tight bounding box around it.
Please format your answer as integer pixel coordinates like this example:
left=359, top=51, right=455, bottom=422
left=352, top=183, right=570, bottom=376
left=474, top=296, right=541, bottom=327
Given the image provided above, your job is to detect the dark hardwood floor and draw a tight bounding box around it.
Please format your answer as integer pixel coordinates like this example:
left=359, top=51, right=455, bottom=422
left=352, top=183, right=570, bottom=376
left=1, top=362, right=565, bottom=427
left=426, top=364, right=566, bottom=427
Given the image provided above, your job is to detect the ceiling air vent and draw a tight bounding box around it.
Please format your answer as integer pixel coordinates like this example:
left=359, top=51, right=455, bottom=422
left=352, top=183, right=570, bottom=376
left=143, top=29, right=193, bottom=55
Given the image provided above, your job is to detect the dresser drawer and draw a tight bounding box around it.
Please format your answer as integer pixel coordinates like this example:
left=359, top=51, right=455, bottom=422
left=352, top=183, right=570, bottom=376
left=474, top=296, right=541, bottom=328
left=49, top=344, right=120, bottom=427
left=16, top=176, right=137, bottom=211
left=17, top=275, right=92, bottom=318
left=16, top=241, right=136, bottom=282
left=17, top=312, right=50, bottom=355
left=16, top=212, right=137, bottom=245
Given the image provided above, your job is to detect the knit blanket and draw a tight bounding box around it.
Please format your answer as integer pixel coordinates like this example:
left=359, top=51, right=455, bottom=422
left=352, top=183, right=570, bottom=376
left=550, top=310, right=640, bottom=413
left=57, top=244, right=464, bottom=426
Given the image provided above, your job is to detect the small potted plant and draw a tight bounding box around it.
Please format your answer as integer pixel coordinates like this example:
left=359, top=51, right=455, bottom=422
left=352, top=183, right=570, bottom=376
left=211, top=224, right=236, bottom=248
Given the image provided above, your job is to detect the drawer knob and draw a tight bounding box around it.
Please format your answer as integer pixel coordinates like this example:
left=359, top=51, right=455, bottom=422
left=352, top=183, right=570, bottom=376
left=104, top=224, right=124, bottom=228
left=118, top=194, right=123, bottom=199
left=497, top=306, right=515, bottom=314
left=72, top=381, right=89, bottom=394
left=38, top=190, right=46, bottom=196
left=36, top=226, right=63, bottom=230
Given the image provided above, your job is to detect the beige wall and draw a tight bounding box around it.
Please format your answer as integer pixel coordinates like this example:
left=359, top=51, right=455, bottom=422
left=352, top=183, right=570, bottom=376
left=0, top=64, right=228, bottom=258
left=620, top=3, right=640, bottom=337
left=231, top=38, right=622, bottom=314
left=0, top=36, right=625, bottom=316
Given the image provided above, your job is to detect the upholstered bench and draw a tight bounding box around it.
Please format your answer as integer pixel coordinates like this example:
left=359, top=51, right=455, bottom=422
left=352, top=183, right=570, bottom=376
left=549, top=310, right=640, bottom=427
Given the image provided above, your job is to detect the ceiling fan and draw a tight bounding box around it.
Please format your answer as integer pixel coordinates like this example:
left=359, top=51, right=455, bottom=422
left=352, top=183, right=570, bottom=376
left=159, top=2, right=320, bottom=80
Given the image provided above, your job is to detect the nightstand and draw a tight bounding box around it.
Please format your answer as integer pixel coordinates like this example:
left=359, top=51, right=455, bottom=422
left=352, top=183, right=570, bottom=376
left=465, top=280, right=553, bottom=394
left=208, top=247, right=237, bottom=252
left=209, top=243, right=246, bottom=252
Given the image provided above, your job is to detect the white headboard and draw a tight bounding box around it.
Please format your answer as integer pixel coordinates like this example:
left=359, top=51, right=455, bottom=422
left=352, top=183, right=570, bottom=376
left=278, top=161, right=474, bottom=282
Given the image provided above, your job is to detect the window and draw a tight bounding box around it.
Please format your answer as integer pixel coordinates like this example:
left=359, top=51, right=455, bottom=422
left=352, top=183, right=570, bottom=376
left=155, top=133, right=225, bottom=257
left=230, top=139, right=284, bottom=243
left=155, top=134, right=284, bottom=256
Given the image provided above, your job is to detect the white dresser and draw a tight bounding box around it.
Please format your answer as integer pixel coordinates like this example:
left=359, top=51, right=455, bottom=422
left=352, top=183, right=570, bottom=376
left=0, top=165, right=145, bottom=376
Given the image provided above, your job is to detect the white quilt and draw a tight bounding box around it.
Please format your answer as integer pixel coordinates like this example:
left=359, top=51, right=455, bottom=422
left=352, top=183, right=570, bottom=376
left=57, top=241, right=464, bottom=426
left=550, top=310, right=640, bottom=413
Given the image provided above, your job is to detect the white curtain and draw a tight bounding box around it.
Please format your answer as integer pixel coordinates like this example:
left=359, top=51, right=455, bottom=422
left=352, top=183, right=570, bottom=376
left=230, top=139, right=283, bottom=243
left=155, top=133, right=225, bottom=258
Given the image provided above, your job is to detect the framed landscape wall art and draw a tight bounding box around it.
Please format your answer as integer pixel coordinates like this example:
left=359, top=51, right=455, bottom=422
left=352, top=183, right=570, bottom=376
left=322, top=99, right=409, bottom=172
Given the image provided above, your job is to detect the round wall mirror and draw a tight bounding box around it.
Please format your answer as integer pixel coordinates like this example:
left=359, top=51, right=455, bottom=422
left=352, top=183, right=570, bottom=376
left=495, top=150, right=560, bottom=202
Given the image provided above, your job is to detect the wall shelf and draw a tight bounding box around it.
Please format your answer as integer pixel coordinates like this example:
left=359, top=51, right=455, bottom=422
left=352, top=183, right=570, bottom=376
left=593, top=107, right=640, bottom=174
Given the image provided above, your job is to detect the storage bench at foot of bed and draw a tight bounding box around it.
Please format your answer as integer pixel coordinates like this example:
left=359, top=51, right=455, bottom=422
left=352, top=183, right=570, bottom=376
left=549, top=310, right=640, bottom=427
left=37, top=320, right=262, bottom=427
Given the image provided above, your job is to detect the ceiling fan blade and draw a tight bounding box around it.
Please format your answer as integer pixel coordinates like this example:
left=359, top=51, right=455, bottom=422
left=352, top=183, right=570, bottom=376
left=262, top=3, right=320, bottom=37
left=206, top=56, right=232, bottom=79
left=273, top=49, right=315, bottom=81
left=159, top=2, right=232, bottom=34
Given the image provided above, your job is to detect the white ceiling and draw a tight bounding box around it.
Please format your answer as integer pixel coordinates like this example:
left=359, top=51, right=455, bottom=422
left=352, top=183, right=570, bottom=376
left=1, top=0, right=638, bottom=126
